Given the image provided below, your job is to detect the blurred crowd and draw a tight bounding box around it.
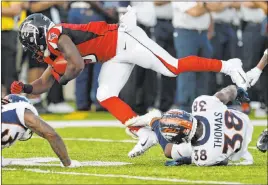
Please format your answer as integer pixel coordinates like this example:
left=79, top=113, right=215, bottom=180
left=1, top=1, right=268, bottom=117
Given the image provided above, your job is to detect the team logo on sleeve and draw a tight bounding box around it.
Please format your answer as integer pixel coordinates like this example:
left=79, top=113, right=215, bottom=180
left=48, top=32, right=58, bottom=41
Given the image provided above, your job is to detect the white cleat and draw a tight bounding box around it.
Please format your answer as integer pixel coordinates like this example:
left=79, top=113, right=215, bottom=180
left=221, top=58, right=249, bottom=90
left=128, top=127, right=158, bottom=158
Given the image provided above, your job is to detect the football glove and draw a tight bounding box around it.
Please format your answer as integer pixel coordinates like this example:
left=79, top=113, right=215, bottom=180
left=257, top=129, right=268, bottom=153
left=165, top=157, right=192, bottom=166
left=235, top=87, right=250, bottom=104
left=246, top=67, right=262, bottom=87
left=11, top=81, right=24, bottom=94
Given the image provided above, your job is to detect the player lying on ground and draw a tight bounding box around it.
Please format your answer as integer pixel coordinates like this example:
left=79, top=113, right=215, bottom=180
left=1, top=94, right=81, bottom=168
left=246, top=49, right=268, bottom=153
left=127, top=85, right=254, bottom=166
left=11, top=6, right=249, bottom=158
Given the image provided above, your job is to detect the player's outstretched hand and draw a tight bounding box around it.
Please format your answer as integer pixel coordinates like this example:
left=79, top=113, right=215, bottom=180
left=10, top=81, right=24, bottom=94
left=61, top=160, right=82, bottom=168
left=246, top=67, right=262, bottom=87
left=165, top=157, right=192, bottom=166
left=236, top=87, right=250, bottom=104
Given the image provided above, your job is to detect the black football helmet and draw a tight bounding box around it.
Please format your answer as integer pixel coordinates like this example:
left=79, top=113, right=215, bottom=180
left=18, top=13, right=54, bottom=62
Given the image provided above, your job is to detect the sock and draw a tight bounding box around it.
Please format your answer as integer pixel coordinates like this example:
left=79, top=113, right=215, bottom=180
left=154, top=55, right=222, bottom=75
left=151, top=120, right=168, bottom=150
left=177, top=56, right=222, bottom=74
left=99, top=96, right=138, bottom=124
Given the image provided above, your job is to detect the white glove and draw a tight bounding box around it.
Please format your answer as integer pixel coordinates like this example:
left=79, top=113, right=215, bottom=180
left=61, top=160, right=82, bottom=168
left=246, top=67, right=262, bottom=87
left=221, top=58, right=250, bottom=90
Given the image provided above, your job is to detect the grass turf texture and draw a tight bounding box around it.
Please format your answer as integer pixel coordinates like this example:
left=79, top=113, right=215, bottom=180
left=2, top=125, right=267, bottom=184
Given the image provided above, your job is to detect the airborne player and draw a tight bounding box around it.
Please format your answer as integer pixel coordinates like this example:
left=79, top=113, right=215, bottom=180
left=11, top=6, right=249, bottom=157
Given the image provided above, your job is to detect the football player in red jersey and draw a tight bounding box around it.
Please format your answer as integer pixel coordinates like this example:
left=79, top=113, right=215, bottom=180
left=11, top=6, right=250, bottom=158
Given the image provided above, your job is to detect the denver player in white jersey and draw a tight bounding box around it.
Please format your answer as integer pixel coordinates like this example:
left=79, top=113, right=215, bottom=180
left=127, top=85, right=253, bottom=166
left=1, top=94, right=81, bottom=167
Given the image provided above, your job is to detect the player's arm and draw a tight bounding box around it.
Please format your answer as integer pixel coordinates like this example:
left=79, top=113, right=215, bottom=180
left=11, top=66, right=55, bottom=95
left=24, top=109, right=71, bottom=167
left=2, top=2, right=22, bottom=17
left=57, top=34, right=84, bottom=85
left=246, top=49, right=268, bottom=86
left=214, top=85, right=237, bottom=105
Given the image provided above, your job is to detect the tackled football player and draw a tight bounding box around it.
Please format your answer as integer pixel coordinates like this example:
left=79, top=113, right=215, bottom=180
left=127, top=85, right=253, bottom=166
left=1, top=94, right=81, bottom=167
left=11, top=6, right=249, bottom=158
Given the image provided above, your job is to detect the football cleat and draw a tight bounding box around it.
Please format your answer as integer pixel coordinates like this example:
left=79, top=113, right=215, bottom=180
left=125, top=127, right=139, bottom=139
left=125, top=109, right=162, bottom=127
left=221, top=58, right=249, bottom=90
left=257, top=128, right=268, bottom=153
left=128, top=127, right=158, bottom=158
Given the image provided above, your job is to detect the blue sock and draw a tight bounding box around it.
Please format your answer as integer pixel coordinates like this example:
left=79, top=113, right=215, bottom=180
left=151, top=120, right=169, bottom=151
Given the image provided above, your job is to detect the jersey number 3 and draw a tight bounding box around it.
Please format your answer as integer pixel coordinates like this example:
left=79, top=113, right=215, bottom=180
left=222, top=111, right=243, bottom=154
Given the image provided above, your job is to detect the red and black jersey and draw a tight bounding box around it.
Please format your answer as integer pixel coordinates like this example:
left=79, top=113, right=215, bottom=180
left=46, top=21, right=118, bottom=63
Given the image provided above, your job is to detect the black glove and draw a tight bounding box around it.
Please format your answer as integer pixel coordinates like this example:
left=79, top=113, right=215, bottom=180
left=257, top=129, right=268, bottom=153
left=235, top=87, right=250, bottom=104
left=165, top=157, right=192, bottom=166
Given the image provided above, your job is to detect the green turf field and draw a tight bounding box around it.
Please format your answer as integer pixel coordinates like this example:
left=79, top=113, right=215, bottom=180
left=2, top=117, right=267, bottom=185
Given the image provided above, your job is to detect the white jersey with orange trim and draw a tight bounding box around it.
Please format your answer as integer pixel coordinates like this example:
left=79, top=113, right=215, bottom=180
left=1, top=102, right=38, bottom=149
left=190, top=95, right=253, bottom=166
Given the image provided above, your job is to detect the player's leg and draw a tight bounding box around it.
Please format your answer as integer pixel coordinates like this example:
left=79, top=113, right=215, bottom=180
left=97, top=61, right=136, bottom=124
left=121, top=26, right=222, bottom=77
left=97, top=61, right=158, bottom=155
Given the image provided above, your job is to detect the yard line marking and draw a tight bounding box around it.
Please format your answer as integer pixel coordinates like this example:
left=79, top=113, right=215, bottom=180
left=45, top=120, right=267, bottom=128
left=32, top=136, right=137, bottom=143
left=30, top=137, right=264, bottom=150
left=248, top=146, right=257, bottom=150
left=13, top=168, right=242, bottom=184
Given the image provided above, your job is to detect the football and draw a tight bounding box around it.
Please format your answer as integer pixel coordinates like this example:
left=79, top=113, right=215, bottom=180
left=52, top=56, right=67, bottom=75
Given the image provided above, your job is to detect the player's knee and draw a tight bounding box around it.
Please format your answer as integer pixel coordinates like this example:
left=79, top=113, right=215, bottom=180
left=96, top=85, right=118, bottom=102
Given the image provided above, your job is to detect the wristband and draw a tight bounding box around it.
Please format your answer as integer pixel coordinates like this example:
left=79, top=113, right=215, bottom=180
left=23, top=84, right=33, bottom=94
left=264, top=49, right=268, bottom=55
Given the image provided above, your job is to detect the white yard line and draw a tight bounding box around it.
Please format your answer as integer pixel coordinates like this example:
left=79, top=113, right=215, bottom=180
left=2, top=168, right=242, bottom=184
left=46, top=120, right=267, bottom=128
left=32, top=136, right=136, bottom=143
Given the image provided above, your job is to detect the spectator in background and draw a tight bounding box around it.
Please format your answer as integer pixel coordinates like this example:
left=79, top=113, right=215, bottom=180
left=68, top=1, right=117, bottom=111
left=171, top=2, right=213, bottom=112
left=153, top=1, right=176, bottom=112
left=210, top=3, right=238, bottom=91
left=25, top=1, right=74, bottom=114
left=240, top=2, right=266, bottom=107
left=120, top=2, right=157, bottom=115
left=1, top=2, right=27, bottom=97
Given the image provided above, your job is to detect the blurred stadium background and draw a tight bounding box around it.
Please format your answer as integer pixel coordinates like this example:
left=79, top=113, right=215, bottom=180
left=1, top=1, right=268, bottom=118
